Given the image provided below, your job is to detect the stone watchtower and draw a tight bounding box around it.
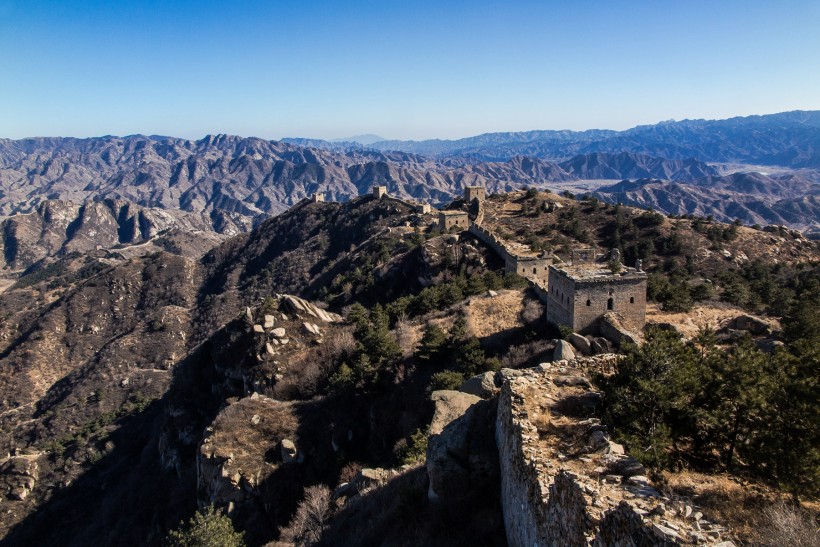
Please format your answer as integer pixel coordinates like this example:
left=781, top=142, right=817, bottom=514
left=310, top=193, right=325, bottom=202
left=464, top=186, right=486, bottom=203
left=438, top=210, right=470, bottom=231
left=546, top=263, right=647, bottom=334
left=373, top=185, right=388, bottom=199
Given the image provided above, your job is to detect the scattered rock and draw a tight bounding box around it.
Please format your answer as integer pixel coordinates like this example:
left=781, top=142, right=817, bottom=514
left=553, top=375, right=591, bottom=388
left=553, top=339, right=576, bottom=361
left=252, top=324, right=265, bottom=334
left=603, top=454, right=646, bottom=478
left=270, top=327, right=286, bottom=338
left=568, top=332, right=592, bottom=355
left=263, top=315, right=275, bottom=329
left=280, top=439, right=298, bottom=464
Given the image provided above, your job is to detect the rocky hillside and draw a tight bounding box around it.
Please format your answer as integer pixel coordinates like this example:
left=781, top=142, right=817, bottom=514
left=0, top=190, right=817, bottom=546
left=0, top=198, right=232, bottom=271
left=558, top=152, right=719, bottom=181
left=592, top=172, right=820, bottom=231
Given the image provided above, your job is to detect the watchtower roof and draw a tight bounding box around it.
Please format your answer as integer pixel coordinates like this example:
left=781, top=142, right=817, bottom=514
left=550, top=264, right=647, bottom=282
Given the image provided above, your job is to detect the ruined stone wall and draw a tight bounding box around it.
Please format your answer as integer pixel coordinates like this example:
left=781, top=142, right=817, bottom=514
left=381, top=195, right=430, bottom=214
left=469, top=224, right=551, bottom=284
left=495, top=364, right=733, bottom=546
left=514, top=256, right=551, bottom=284
left=469, top=224, right=509, bottom=260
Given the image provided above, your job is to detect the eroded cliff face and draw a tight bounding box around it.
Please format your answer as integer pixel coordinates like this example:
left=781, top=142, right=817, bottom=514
left=495, top=359, right=733, bottom=546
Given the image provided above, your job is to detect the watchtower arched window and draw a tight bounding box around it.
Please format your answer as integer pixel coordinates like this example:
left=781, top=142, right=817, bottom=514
left=586, top=299, right=591, bottom=307
left=607, top=297, right=614, bottom=310
left=630, top=296, right=635, bottom=304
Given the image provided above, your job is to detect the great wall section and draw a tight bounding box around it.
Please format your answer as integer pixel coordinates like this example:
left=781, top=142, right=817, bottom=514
left=299, top=186, right=730, bottom=545
left=493, top=359, right=733, bottom=546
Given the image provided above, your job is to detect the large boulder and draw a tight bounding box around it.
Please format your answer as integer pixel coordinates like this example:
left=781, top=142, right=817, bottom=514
left=568, top=333, right=592, bottom=356
left=0, top=456, right=39, bottom=501
left=459, top=371, right=500, bottom=398
left=731, top=314, right=772, bottom=336
left=426, top=391, right=498, bottom=501
left=600, top=312, right=642, bottom=347
left=553, top=339, right=576, bottom=361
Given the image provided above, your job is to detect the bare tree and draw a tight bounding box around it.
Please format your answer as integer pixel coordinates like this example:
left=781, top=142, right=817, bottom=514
left=279, top=485, right=332, bottom=546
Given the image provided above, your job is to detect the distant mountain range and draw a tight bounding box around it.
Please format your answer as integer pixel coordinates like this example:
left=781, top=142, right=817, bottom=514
left=2, top=111, right=820, bottom=269
left=287, top=111, right=820, bottom=167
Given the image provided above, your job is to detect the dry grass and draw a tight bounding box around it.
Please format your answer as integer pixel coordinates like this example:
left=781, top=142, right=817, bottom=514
left=663, top=470, right=819, bottom=544
left=645, top=302, right=770, bottom=339
left=464, top=289, right=528, bottom=338
left=394, top=316, right=419, bottom=358
left=278, top=484, right=333, bottom=546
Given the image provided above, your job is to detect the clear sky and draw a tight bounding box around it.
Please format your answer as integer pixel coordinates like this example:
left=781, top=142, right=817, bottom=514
left=1, top=0, right=818, bottom=141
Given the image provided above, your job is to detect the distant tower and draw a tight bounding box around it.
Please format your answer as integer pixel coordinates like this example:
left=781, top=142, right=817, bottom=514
left=464, top=186, right=486, bottom=203
left=311, top=193, right=325, bottom=202
left=373, top=185, right=388, bottom=199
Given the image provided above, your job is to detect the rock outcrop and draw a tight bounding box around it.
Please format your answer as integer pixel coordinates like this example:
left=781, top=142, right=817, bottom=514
left=426, top=390, right=498, bottom=502
left=553, top=339, right=577, bottom=361
left=459, top=371, right=500, bottom=399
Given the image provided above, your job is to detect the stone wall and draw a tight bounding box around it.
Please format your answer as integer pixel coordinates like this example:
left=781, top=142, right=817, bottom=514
left=496, top=363, right=733, bottom=546
left=469, top=224, right=551, bottom=284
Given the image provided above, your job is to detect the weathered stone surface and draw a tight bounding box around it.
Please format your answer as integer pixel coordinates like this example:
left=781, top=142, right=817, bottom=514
left=591, top=337, right=613, bottom=355
left=600, top=312, right=642, bottom=347
left=270, top=327, right=286, bottom=338
left=426, top=391, right=498, bottom=501
left=731, top=314, right=772, bottom=335
left=0, top=456, right=39, bottom=501
left=281, top=294, right=342, bottom=323
left=496, top=365, right=727, bottom=546
left=553, top=375, right=591, bottom=388
left=459, top=371, right=499, bottom=398
left=568, top=332, right=592, bottom=355
left=280, top=439, right=297, bottom=464
left=553, top=339, right=576, bottom=361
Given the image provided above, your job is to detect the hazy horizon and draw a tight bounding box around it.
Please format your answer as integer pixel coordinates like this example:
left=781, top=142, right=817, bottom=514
left=2, top=0, right=818, bottom=140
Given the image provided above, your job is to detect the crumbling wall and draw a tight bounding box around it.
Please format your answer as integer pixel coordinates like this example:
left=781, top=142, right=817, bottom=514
left=495, top=364, right=733, bottom=546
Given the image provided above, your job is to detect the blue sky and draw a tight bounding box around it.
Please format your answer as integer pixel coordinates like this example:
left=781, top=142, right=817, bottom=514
left=1, top=0, right=818, bottom=140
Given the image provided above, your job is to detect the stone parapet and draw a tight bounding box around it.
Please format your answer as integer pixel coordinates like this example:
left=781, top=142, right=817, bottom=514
left=496, top=364, right=734, bottom=546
